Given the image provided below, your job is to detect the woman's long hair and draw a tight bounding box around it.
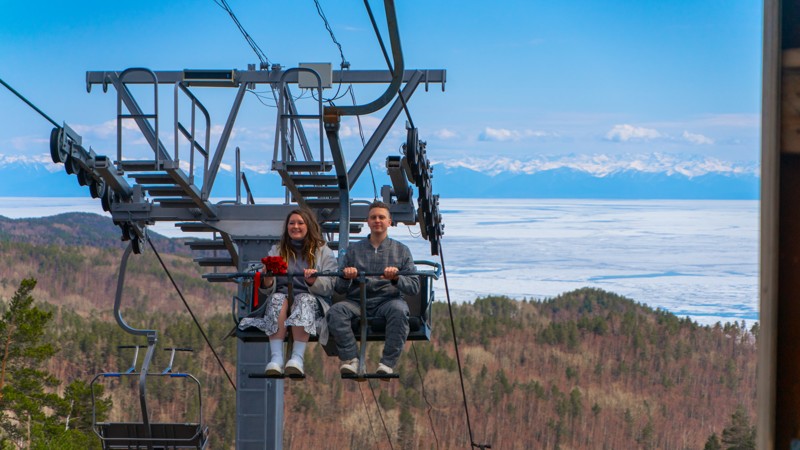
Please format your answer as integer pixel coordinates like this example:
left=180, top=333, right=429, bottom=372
left=278, top=208, right=325, bottom=268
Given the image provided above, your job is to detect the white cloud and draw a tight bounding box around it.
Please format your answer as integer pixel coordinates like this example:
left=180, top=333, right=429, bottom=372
left=434, top=128, right=458, bottom=140
left=338, top=124, right=356, bottom=138
left=478, top=127, right=554, bottom=142
left=71, top=120, right=115, bottom=139
left=682, top=131, right=714, bottom=145
left=605, top=124, right=663, bottom=142
left=10, top=136, right=48, bottom=151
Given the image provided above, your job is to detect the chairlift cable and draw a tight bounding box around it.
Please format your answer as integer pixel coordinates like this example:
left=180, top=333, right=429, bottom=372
left=312, top=0, right=349, bottom=102
left=311, top=0, right=378, bottom=198
left=313, top=0, right=346, bottom=70
left=148, top=239, right=237, bottom=392
left=437, top=240, right=492, bottom=449
left=0, top=78, right=60, bottom=128
left=362, top=0, right=414, bottom=130
left=213, top=0, right=270, bottom=66
left=357, top=384, right=379, bottom=442
left=411, top=342, right=441, bottom=449
left=247, top=89, right=278, bottom=108
left=213, top=0, right=282, bottom=108
left=347, top=85, right=378, bottom=200
left=367, top=382, right=396, bottom=450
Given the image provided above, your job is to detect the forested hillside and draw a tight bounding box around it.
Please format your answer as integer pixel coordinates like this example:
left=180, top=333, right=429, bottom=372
left=0, top=213, right=756, bottom=449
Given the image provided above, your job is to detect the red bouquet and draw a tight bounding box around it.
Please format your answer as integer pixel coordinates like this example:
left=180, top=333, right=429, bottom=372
left=261, top=256, right=288, bottom=275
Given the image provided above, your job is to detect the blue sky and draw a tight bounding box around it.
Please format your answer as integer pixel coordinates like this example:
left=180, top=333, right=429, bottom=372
left=0, top=0, right=763, bottom=171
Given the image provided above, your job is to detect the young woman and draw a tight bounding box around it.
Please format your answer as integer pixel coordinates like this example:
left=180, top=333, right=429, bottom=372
left=239, top=208, right=337, bottom=376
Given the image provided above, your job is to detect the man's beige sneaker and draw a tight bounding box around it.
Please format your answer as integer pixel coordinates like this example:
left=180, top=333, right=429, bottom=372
left=340, top=358, right=359, bottom=375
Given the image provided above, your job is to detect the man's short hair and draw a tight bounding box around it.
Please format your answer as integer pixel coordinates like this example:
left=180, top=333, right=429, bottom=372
left=369, top=200, right=391, bottom=214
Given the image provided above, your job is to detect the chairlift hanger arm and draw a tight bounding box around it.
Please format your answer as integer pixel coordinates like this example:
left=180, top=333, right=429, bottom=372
left=347, top=69, right=424, bottom=187
left=326, top=0, right=404, bottom=117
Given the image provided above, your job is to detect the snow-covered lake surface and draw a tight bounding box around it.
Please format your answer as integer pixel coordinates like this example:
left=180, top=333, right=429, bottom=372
left=0, top=197, right=758, bottom=326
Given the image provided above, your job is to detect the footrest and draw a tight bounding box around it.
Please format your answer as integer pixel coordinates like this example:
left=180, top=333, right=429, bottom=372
left=341, top=373, right=399, bottom=381
left=248, top=373, right=306, bottom=380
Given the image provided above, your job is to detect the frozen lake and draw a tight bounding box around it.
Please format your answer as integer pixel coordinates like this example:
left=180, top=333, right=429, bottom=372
left=394, top=199, right=758, bottom=326
left=0, top=197, right=758, bottom=326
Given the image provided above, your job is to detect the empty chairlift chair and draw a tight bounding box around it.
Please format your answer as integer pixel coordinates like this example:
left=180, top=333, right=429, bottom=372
left=91, top=345, right=209, bottom=450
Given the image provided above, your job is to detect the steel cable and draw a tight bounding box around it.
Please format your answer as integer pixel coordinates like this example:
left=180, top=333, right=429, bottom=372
left=437, top=240, right=492, bottom=449
left=148, top=239, right=237, bottom=392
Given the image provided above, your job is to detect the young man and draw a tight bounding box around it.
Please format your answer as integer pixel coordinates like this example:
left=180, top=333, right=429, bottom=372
left=328, top=201, right=420, bottom=376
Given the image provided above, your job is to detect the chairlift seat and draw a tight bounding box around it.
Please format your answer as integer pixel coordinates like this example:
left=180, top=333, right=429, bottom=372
left=97, top=422, right=209, bottom=449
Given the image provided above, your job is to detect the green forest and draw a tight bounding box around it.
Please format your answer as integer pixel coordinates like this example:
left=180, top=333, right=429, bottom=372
left=0, top=213, right=757, bottom=449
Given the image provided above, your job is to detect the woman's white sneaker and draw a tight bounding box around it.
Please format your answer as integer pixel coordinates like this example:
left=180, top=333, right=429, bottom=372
left=265, top=361, right=283, bottom=376
left=284, top=358, right=304, bottom=376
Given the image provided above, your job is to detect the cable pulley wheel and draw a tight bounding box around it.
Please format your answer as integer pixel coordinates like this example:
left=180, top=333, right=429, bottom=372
left=90, top=178, right=106, bottom=199
left=49, top=127, right=68, bottom=164
left=76, top=169, right=88, bottom=186
left=131, top=235, right=143, bottom=254
left=417, top=206, right=428, bottom=240
left=101, top=189, right=115, bottom=212
left=64, top=157, right=76, bottom=175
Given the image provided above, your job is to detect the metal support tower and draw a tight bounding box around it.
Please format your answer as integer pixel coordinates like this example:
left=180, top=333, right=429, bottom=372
left=45, top=62, right=445, bottom=450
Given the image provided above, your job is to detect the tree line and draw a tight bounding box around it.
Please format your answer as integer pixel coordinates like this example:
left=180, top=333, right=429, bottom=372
left=0, top=278, right=758, bottom=449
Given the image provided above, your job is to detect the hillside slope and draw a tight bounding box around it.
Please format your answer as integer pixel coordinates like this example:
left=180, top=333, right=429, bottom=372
left=0, top=214, right=756, bottom=448
left=0, top=213, right=229, bottom=317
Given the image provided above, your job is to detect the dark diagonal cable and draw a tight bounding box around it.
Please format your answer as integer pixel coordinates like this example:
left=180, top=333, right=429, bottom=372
left=438, top=240, right=491, bottom=449
left=312, top=0, right=353, bottom=103
left=148, top=239, right=237, bottom=391
left=357, top=384, right=378, bottom=440
left=213, top=0, right=270, bottom=66
left=311, top=0, right=378, bottom=198
left=313, top=0, right=346, bottom=69
left=0, top=78, right=59, bottom=127
left=367, top=383, right=395, bottom=450
left=347, top=86, right=378, bottom=199
left=412, top=343, right=440, bottom=449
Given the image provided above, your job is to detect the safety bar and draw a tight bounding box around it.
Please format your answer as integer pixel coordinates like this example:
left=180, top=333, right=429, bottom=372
left=116, top=345, right=149, bottom=374
left=217, top=265, right=441, bottom=282
left=162, top=347, right=194, bottom=375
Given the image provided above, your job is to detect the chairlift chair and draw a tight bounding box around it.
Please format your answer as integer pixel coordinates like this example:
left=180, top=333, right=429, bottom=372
left=221, top=261, right=440, bottom=382
left=90, top=346, right=209, bottom=450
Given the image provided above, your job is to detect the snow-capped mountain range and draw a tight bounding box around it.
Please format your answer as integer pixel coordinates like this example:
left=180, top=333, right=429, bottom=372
left=0, top=153, right=759, bottom=199
left=441, top=153, right=759, bottom=178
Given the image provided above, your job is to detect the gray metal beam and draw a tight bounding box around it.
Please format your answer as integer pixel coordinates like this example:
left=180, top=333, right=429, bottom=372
left=234, top=240, right=282, bottom=450
left=203, top=83, right=248, bottom=198
left=323, top=117, right=351, bottom=262
left=87, top=69, right=445, bottom=87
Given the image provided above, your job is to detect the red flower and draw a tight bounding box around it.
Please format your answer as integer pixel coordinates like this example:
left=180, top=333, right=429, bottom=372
left=262, top=256, right=288, bottom=275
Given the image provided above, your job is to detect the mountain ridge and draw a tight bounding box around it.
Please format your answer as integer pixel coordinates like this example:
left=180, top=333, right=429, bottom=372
left=0, top=154, right=760, bottom=199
